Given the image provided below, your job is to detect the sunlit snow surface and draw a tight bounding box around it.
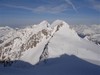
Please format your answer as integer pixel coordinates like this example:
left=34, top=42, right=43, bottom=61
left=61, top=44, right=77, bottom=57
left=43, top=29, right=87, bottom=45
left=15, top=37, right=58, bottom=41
left=0, top=20, right=100, bottom=75
left=71, top=25, right=100, bottom=44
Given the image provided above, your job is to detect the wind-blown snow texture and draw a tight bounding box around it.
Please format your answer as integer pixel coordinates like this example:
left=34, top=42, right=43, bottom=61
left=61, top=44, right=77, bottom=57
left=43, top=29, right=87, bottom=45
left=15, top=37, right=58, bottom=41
left=0, top=20, right=100, bottom=75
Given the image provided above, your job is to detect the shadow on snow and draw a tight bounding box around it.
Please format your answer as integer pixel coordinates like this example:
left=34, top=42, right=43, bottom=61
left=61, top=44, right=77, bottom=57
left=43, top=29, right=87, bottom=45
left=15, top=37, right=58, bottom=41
left=0, top=54, right=100, bottom=75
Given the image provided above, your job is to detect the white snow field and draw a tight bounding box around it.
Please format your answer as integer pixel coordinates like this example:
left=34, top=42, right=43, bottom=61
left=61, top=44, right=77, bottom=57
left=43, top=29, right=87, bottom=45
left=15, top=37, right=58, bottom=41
left=0, top=20, right=100, bottom=75
left=71, top=24, right=100, bottom=45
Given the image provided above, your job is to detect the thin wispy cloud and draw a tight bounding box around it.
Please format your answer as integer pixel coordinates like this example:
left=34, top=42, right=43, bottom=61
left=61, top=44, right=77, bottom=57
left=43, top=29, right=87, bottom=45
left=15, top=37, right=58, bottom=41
left=93, top=4, right=100, bottom=12
left=65, top=0, right=78, bottom=12
left=2, top=0, right=99, bottom=14
left=91, top=0, right=100, bottom=12
left=1, top=4, right=33, bottom=11
left=1, top=1, right=73, bottom=14
left=87, top=0, right=100, bottom=12
left=0, top=0, right=99, bottom=26
left=33, top=4, right=68, bottom=14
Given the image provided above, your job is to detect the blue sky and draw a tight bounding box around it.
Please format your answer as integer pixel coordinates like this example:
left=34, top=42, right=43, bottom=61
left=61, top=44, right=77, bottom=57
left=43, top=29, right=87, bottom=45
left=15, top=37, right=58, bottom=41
left=0, top=0, right=100, bottom=27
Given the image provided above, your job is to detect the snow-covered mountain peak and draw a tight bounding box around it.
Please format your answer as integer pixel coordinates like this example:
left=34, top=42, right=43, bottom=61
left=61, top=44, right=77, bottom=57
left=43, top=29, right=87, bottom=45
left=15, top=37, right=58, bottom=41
left=51, top=20, right=80, bottom=40
left=0, top=20, right=100, bottom=67
left=0, top=26, right=12, bottom=30
left=0, top=26, right=14, bottom=39
left=51, top=20, right=69, bottom=28
left=38, top=20, right=50, bottom=28
left=0, top=20, right=78, bottom=64
left=0, top=20, right=100, bottom=75
left=39, top=20, right=48, bottom=24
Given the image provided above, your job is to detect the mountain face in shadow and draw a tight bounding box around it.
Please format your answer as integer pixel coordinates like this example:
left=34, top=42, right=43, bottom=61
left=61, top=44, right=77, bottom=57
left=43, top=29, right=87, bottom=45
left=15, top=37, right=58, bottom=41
left=0, top=54, right=100, bottom=75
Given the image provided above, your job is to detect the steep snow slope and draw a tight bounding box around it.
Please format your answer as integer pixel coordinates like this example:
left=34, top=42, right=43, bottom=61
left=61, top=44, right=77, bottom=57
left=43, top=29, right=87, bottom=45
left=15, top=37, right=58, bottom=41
left=20, top=20, right=100, bottom=65
left=0, top=20, right=100, bottom=75
left=48, top=21, right=100, bottom=65
left=0, top=20, right=100, bottom=66
left=0, top=21, right=52, bottom=63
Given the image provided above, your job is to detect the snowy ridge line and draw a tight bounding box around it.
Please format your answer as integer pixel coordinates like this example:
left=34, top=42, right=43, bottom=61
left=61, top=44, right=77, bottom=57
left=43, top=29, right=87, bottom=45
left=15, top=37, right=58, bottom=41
left=0, top=20, right=100, bottom=67
left=38, top=20, right=64, bottom=63
left=0, top=20, right=62, bottom=65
